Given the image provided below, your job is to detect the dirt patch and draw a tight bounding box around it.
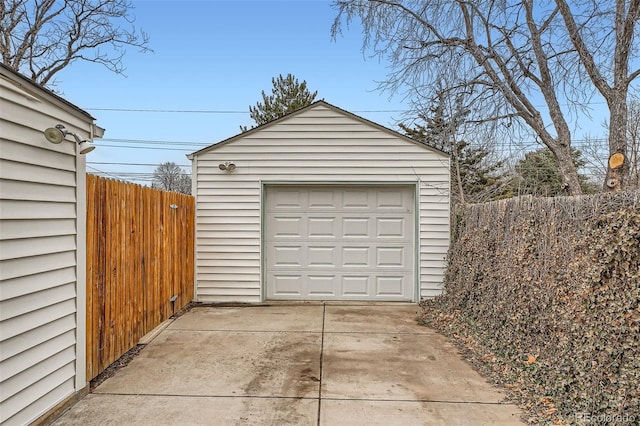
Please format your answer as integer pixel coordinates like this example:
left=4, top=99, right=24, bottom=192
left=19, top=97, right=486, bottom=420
left=89, top=345, right=143, bottom=391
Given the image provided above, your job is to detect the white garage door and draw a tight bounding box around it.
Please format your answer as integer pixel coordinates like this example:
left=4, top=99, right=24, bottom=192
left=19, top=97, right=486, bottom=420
left=265, top=185, right=415, bottom=301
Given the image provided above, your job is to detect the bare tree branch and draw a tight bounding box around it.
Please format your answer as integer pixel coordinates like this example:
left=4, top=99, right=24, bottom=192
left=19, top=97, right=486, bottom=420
left=332, top=0, right=640, bottom=193
left=1, top=0, right=151, bottom=87
left=626, top=97, right=640, bottom=188
left=152, top=162, right=191, bottom=195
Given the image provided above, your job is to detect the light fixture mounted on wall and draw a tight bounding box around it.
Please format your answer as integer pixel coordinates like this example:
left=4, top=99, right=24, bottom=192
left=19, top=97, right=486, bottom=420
left=43, top=124, right=96, bottom=154
left=218, top=161, right=236, bottom=171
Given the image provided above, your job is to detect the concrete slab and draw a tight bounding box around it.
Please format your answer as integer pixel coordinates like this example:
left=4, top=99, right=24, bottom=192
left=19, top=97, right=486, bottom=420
left=54, top=305, right=525, bottom=425
left=324, top=304, right=433, bottom=334
left=321, top=332, right=507, bottom=403
left=169, top=305, right=324, bottom=332
left=52, top=394, right=318, bottom=426
left=95, top=329, right=321, bottom=398
left=320, top=399, right=525, bottom=426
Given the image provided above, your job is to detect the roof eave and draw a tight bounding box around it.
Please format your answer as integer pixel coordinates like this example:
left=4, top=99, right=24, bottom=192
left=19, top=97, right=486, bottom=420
left=188, top=100, right=450, bottom=159
left=0, top=63, right=96, bottom=121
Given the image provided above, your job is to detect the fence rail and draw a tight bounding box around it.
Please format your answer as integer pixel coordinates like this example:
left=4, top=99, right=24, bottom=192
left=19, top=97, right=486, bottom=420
left=86, top=174, right=194, bottom=380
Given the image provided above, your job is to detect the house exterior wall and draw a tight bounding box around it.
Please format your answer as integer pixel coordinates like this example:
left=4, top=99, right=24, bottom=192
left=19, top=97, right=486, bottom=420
left=191, top=103, right=450, bottom=303
left=0, top=69, right=92, bottom=425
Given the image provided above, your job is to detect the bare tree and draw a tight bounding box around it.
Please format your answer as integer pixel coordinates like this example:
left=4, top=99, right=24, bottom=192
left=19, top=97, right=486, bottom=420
left=1, top=0, right=150, bottom=86
left=584, top=97, right=640, bottom=189
left=332, top=0, right=640, bottom=194
left=577, top=134, right=609, bottom=186
left=626, top=98, right=640, bottom=189
left=152, top=162, right=191, bottom=195
left=555, top=0, right=640, bottom=192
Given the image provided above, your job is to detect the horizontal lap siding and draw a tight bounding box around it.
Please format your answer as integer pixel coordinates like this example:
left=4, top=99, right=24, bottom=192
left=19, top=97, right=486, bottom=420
left=0, top=76, right=88, bottom=425
left=195, top=180, right=262, bottom=302
left=194, top=104, right=449, bottom=302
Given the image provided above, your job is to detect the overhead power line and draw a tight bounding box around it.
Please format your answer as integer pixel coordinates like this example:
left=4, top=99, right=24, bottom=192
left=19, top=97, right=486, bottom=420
left=100, top=138, right=209, bottom=146
left=83, top=100, right=609, bottom=115
left=87, top=108, right=246, bottom=113
left=88, top=161, right=191, bottom=167
left=95, top=136, right=608, bottom=145
left=97, top=143, right=195, bottom=151
left=91, top=138, right=608, bottom=152
left=84, top=107, right=407, bottom=114
left=87, top=165, right=127, bottom=180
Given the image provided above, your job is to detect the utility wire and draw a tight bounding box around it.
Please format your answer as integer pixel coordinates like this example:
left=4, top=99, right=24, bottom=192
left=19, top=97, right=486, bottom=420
left=96, top=143, right=195, bottom=151
left=88, top=161, right=191, bottom=167
left=87, top=165, right=126, bottom=180
left=100, top=138, right=210, bottom=146
left=85, top=107, right=407, bottom=114
left=94, top=136, right=608, bottom=145
left=87, top=108, right=246, bottom=113
left=92, top=138, right=608, bottom=152
left=83, top=100, right=610, bottom=115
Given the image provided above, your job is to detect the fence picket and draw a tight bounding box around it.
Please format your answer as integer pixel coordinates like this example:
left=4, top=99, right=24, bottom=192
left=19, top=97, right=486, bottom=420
left=85, top=175, right=195, bottom=380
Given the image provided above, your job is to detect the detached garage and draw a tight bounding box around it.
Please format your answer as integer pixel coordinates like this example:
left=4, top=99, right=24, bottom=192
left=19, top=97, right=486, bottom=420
left=188, top=101, right=449, bottom=303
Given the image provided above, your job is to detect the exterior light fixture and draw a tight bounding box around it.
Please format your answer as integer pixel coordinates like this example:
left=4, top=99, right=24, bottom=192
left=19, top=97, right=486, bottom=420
left=43, top=124, right=96, bottom=154
left=219, top=161, right=236, bottom=171
left=78, top=140, right=95, bottom=154
left=43, top=125, right=67, bottom=144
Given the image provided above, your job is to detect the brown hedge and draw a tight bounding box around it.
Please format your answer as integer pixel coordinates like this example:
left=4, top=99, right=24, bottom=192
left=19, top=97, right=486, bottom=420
left=421, top=191, right=640, bottom=424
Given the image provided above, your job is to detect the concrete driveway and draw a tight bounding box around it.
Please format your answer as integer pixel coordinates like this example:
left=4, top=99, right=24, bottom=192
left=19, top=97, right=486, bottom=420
left=54, top=304, right=525, bottom=425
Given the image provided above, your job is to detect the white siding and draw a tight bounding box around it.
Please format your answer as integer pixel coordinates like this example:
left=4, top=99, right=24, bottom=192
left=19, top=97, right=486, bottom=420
left=191, top=103, right=450, bottom=303
left=0, top=69, right=91, bottom=425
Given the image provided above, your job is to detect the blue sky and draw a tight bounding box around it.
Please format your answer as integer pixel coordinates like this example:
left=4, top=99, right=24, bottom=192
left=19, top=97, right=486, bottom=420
left=53, top=0, right=613, bottom=184
left=55, top=0, right=413, bottom=183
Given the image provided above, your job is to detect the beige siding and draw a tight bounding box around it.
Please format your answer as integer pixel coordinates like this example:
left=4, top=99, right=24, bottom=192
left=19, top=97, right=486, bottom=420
left=0, top=70, right=91, bottom=425
left=192, top=103, right=450, bottom=303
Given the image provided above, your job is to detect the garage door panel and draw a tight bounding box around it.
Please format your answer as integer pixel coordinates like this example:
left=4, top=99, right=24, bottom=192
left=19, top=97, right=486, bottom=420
left=308, top=275, right=336, bottom=296
left=271, top=274, right=303, bottom=296
left=376, top=217, right=409, bottom=238
left=266, top=185, right=415, bottom=301
left=376, top=247, right=406, bottom=267
left=376, top=190, right=406, bottom=208
left=342, top=217, right=371, bottom=237
left=273, top=246, right=302, bottom=266
left=270, top=216, right=304, bottom=238
left=270, top=190, right=304, bottom=210
left=269, top=272, right=412, bottom=300
left=308, top=190, right=336, bottom=208
left=341, top=276, right=370, bottom=296
left=342, top=247, right=370, bottom=267
left=308, top=217, right=338, bottom=237
left=343, top=190, right=369, bottom=208
left=307, top=246, right=336, bottom=266
left=376, top=276, right=405, bottom=296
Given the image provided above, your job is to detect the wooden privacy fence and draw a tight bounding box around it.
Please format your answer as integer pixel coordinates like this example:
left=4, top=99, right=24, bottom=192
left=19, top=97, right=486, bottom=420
left=86, top=174, right=195, bottom=380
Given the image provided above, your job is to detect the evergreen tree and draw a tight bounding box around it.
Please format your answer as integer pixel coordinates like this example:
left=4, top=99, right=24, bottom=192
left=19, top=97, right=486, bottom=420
left=512, top=148, right=598, bottom=196
left=400, top=99, right=507, bottom=204
left=241, top=73, right=317, bottom=131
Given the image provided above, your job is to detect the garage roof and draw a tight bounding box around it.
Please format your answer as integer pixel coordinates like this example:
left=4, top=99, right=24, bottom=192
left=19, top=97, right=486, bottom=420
left=187, top=100, right=449, bottom=159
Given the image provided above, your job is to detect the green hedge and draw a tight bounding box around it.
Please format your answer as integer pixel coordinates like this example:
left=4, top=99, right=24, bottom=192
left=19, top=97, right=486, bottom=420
left=421, top=192, right=640, bottom=424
